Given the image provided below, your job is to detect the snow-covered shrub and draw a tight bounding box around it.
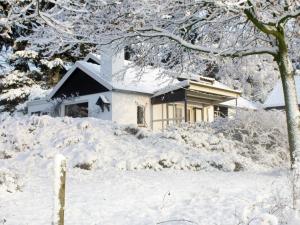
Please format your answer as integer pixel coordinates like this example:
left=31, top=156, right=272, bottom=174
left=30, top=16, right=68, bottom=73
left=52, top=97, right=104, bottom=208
left=0, top=69, right=49, bottom=113
left=0, top=70, right=34, bottom=112
left=0, top=46, right=67, bottom=113
left=0, top=70, right=34, bottom=89
left=213, top=109, right=287, bottom=149
left=10, top=50, right=38, bottom=60
left=0, top=150, right=12, bottom=159
left=41, top=58, right=64, bottom=69
left=212, top=110, right=289, bottom=167
left=0, top=112, right=289, bottom=172
left=123, top=124, right=150, bottom=139
left=74, top=162, right=94, bottom=170
left=0, top=169, right=22, bottom=193
left=162, top=109, right=289, bottom=170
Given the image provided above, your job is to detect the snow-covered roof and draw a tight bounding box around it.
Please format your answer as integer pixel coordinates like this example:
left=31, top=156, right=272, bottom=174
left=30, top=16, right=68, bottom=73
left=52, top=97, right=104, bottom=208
left=75, top=60, right=180, bottom=95
left=220, top=97, right=258, bottom=110
left=263, top=76, right=300, bottom=109
left=48, top=53, right=241, bottom=99
left=152, top=80, right=190, bottom=97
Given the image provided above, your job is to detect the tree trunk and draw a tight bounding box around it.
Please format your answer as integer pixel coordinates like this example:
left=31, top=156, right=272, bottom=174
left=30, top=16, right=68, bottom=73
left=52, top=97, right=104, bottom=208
left=277, top=56, right=300, bottom=164
left=276, top=44, right=300, bottom=214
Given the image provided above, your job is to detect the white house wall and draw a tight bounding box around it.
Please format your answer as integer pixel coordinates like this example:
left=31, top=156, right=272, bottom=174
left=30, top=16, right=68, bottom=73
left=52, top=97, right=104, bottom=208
left=111, top=91, right=151, bottom=127
left=60, top=92, right=112, bottom=120
left=27, top=100, right=52, bottom=115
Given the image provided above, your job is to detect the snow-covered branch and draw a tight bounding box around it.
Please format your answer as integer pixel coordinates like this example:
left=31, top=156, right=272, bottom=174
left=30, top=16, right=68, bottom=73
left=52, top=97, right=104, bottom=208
left=134, top=27, right=277, bottom=57
left=243, top=0, right=279, bottom=37
left=277, top=9, right=300, bottom=26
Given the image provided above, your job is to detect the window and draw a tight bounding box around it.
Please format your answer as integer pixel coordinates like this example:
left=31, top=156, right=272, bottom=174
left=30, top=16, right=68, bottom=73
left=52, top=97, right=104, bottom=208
left=65, top=102, right=88, bottom=118
left=175, top=108, right=183, bottom=124
left=31, top=111, right=41, bottom=116
left=31, top=111, right=49, bottom=116
left=137, top=105, right=145, bottom=126
left=187, top=109, right=191, bottom=122
left=214, top=106, right=228, bottom=118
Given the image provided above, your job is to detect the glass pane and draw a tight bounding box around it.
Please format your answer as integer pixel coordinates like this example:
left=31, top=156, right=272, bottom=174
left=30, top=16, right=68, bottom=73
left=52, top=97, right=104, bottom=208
left=65, top=102, right=88, bottom=118
left=137, top=106, right=145, bottom=125
left=175, top=108, right=183, bottom=124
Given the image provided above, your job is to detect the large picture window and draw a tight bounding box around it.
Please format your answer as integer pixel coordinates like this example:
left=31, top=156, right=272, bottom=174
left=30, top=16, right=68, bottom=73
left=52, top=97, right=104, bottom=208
left=65, top=102, right=88, bottom=118
left=137, top=105, right=145, bottom=126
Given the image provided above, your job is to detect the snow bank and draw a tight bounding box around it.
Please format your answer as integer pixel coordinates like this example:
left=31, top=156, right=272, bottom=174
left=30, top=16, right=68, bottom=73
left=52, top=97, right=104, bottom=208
left=0, top=110, right=289, bottom=173
left=0, top=169, right=293, bottom=225
left=0, top=168, right=22, bottom=193
left=0, top=112, right=293, bottom=225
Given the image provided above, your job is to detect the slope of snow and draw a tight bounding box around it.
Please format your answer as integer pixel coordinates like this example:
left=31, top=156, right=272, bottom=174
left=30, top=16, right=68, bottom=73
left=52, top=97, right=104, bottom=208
left=78, top=60, right=179, bottom=94
left=0, top=115, right=288, bottom=173
left=263, top=76, right=300, bottom=108
left=0, top=115, right=293, bottom=225
left=0, top=169, right=291, bottom=225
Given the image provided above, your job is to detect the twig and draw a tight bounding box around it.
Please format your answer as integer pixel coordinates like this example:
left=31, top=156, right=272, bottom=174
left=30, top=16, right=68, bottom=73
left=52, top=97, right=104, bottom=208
left=157, top=219, right=198, bottom=225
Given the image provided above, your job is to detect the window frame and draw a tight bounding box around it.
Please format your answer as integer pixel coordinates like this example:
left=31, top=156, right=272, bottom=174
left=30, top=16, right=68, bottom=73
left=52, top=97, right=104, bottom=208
left=137, top=105, right=146, bottom=127
left=64, top=101, right=89, bottom=118
left=31, top=111, right=41, bottom=116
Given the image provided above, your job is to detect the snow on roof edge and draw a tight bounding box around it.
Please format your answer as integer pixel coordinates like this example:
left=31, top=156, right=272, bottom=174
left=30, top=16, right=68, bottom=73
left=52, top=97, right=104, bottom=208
left=152, top=80, right=190, bottom=97
left=220, top=97, right=258, bottom=110
left=263, top=75, right=300, bottom=108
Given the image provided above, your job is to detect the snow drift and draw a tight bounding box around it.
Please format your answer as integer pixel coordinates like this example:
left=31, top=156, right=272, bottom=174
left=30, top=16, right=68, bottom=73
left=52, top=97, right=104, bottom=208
left=0, top=111, right=294, bottom=225
left=0, top=110, right=289, bottom=174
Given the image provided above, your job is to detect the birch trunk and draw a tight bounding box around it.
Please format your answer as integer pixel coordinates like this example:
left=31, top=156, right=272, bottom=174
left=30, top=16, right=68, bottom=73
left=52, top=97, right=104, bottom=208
left=276, top=35, right=300, bottom=214
left=277, top=56, right=300, bottom=165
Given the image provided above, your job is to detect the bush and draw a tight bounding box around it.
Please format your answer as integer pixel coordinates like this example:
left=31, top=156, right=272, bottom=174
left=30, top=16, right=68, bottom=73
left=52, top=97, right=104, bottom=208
left=164, top=109, right=289, bottom=169
left=74, top=163, right=93, bottom=170
left=212, top=109, right=287, bottom=150
left=123, top=125, right=150, bottom=139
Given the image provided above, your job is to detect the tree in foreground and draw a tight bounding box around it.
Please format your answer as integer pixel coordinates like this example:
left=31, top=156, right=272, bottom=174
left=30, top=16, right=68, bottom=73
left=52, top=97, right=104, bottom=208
left=4, top=0, right=300, bottom=214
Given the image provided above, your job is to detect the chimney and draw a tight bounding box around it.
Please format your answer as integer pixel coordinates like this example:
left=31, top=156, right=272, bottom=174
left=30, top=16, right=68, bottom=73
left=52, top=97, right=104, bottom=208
left=100, top=44, right=124, bottom=82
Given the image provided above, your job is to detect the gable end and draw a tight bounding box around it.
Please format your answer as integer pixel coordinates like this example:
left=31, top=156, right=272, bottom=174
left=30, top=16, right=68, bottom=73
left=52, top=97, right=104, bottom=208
left=52, top=68, right=109, bottom=98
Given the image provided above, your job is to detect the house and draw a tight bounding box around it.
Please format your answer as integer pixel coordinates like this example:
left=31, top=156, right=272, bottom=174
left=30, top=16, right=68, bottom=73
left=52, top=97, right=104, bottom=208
left=263, top=75, right=300, bottom=110
left=27, top=49, right=256, bottom=130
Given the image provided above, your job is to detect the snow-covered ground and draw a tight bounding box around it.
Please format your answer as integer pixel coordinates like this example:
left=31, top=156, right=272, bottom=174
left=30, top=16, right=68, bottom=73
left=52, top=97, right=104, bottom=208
left=0, top=168, right=292, bottom=225
left=0, top=114, right=294, bottom=225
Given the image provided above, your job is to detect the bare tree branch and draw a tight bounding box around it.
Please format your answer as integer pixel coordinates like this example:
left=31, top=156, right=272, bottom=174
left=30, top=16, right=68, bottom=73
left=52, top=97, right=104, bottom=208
left=243, top=0, right=279, bottom=38
left=134, top=27, right=277, bottom=57
left=277, top=9, right=300, bottom=26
